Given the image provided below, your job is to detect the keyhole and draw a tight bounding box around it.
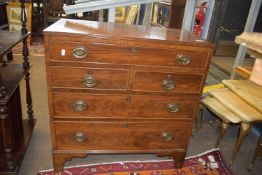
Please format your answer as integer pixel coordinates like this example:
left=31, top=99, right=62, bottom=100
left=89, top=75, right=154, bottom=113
left=123, top=123, right=129, bottom=128
left=126, top=96, right=131, bottom=102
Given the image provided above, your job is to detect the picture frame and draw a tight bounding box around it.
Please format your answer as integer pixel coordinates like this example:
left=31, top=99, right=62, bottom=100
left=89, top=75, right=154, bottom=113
left=151, top=2, right=171, bottom=27
left=9, top=24, right=22, bottom=32
left=115, top=7, right=126, bottom=23
left=125, top=5, right=139, bottom=25
left=6, top=2, right=32, bottom=42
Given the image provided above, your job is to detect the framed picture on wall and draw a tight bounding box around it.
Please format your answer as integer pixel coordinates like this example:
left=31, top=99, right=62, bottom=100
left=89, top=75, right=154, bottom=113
left=115, top=7, right=126, bottom=23
left=9, top=24, right=22, bottom=32
left=125, top=5, right=139, bottom=25
left=6, top=2, right=32, bottom=42
left=151, top=2, right=171, bottom=27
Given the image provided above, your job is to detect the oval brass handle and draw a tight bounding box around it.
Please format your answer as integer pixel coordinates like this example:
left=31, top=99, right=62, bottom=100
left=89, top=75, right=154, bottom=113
left=73, top=100, right=88, bottom=112
left=166, top=103, right=180, bottom=113
left=73, top=47, right=88, bottom=59
left=161, top=132, right=174, bottom=142
left=161, top=79, right=175, bottom=90
left=83, top=75, right=97, bottom=88
left=176, top=54, right=191, bottom=65
left=73, top=132, right=87, bottom=142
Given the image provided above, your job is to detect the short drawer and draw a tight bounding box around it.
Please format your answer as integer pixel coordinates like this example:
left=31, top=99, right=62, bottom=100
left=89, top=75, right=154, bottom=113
left=53, top=121, right=190, bottom=150
left=50, top=41, right=209, bottom=69
left=50, top=66, right=129, bottom=90
left=52, top=93, right=198, bottom=119
left=133, top=71, right=203, bottom=93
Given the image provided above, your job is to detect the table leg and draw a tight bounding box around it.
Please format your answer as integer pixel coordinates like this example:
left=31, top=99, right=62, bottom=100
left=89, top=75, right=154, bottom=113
left=215, top=121, right=229, bottom=148
left=0, top=104, right=14, bottom=153
left=21, top=0, right=35, bottom=124
left=248, top=135, right=262, bottom=171
left=25, top=71, right=34, bottom=124
left=229, top=122, right=251, bottom=166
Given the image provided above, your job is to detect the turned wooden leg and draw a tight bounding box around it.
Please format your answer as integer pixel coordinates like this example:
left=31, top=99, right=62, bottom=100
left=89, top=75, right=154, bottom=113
left=248, top=135, right=262, bottom=171
left=25, top=71, right=34, bottom=124
left=23, top=50, right=34, bottom=124
left=229, top=122, right=251, bottom=166
left=0, top=104, right=14, bottom=153
left=20, top=2, right=34, bottom=125
left=21, top=35, right=34, bottom=124
left=215, top=121, right=229, bottom=148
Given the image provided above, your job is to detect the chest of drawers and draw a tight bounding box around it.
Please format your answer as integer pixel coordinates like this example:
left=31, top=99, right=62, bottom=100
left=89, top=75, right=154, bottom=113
left=44, top=19, right=213, bottom=172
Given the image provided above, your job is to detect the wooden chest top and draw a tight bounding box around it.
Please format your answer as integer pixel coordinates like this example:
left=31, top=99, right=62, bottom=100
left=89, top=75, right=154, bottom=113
left=44, top=19, right=212, bottom=47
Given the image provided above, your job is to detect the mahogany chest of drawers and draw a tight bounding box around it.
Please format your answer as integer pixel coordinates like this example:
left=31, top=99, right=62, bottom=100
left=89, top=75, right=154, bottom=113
left=44, top=19, right=213, bottom=172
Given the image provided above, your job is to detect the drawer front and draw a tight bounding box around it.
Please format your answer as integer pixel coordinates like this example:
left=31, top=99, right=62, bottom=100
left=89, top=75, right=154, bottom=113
left=133, top=71, right=203, bottom=93
left=50, top=66, right=129, bottom=90
left=50, top=42, right=134, bottom=64
left=54, top=121, right=190, bottom=150
left=50, top=41, right=208, bottom=69
left=52, top=93, right=198, bottom=119
left=133, top=48, right=208, bottom=69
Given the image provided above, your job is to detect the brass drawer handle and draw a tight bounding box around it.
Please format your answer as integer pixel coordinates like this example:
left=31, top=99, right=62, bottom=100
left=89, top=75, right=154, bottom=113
left=161, top=132, right=174, bottom=142
left=73, top=100, right=88, bottom=112
left=161, top=79, right=175, bottom=90
left=83, top=75, right=97, bottom=88
left=73, top=46, right=88, bottom=59
left=176, top=54, right=191, bottom=65
left=166, top=103, right=180, bottom=113
left=73, top=132, right=87, bottom=142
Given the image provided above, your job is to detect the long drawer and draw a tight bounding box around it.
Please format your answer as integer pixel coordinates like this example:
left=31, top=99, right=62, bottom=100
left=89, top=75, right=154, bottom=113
left=50, top=41, right=209, bottom=69
left=133, top=71, right=203, bottom=93
left=50, top=66, right=129, bottom=90
left=53, top=121, right=190, bottom=150
left=52, top=93, right=198, bottom=119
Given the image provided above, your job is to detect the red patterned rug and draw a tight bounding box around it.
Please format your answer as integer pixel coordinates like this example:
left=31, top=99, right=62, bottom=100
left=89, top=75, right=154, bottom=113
left=37, top=149, right=233, bottom=175
left=12, top=36, right=45, bottom=56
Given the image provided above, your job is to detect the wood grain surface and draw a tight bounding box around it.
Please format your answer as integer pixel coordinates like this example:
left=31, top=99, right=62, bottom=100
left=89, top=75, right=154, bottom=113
left=49, top=41, right=209, bottom=69
left=44, top=18, right=213, bottom=172
left=53, top=121, right=190, bottom=150
left=52, top=92, right=198, bottom=119
left=202, top=97, right=241, bottom=123
left=209, top=88, right=262, bottom=122
left=223, top=80, right=262, bottom=113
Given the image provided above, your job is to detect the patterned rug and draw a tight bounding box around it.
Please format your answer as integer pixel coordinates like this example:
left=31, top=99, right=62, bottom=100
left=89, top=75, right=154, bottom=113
left=12, top=36, right=45, bottom=56
left=37, top=149, right=234, bottom=175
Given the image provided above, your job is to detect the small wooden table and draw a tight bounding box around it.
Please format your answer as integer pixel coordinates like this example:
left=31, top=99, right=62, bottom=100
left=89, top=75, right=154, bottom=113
left=0, top=2, right=35, bottom=174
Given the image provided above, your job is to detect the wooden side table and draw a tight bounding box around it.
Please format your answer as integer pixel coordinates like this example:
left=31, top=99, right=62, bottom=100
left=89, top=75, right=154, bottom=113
left=0, top=1, right=35, bottom=174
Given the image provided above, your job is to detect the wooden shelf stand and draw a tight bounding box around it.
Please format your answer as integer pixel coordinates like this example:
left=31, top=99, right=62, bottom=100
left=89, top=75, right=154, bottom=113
left=0, top=1, right=35, bottom=174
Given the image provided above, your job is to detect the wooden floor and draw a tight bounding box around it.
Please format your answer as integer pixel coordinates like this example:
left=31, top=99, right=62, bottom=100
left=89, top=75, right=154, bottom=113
left=207, top=56, right=255, bottom=85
